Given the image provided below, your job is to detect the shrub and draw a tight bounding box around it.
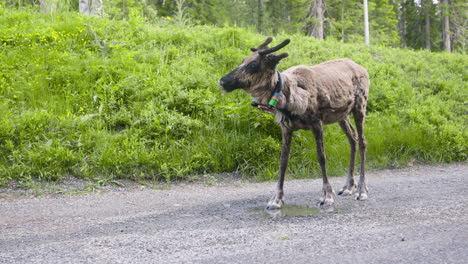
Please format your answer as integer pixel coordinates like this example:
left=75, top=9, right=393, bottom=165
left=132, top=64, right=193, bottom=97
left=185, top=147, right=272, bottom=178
left=0, top=9, right=466, bottom=185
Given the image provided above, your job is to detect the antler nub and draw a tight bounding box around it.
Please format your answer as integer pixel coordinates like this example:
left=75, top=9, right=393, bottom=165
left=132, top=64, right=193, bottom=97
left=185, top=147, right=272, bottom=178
left=250, top=37, right=274, bottom=52
left=259, top=39, right=291, bottom=56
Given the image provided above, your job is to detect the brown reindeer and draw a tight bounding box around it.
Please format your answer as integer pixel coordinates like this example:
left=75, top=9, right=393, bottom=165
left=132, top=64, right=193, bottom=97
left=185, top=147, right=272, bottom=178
left=218, top=37, right=369, bottom=209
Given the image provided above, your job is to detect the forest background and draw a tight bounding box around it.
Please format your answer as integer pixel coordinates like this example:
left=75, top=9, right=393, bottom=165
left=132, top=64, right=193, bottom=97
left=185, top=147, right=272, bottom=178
left=15, top=0, right=467, bottom=52
left=0, top=0, right=466, bottom=186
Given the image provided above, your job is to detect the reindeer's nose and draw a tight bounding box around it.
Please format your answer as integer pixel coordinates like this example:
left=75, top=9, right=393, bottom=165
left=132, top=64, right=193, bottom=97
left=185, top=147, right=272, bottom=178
left=218, top=79, right=225, bottom=88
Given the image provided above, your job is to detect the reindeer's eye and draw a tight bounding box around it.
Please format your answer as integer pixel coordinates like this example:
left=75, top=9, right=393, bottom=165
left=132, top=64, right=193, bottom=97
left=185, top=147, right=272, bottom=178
left=245, top=62, right=259, bottom=74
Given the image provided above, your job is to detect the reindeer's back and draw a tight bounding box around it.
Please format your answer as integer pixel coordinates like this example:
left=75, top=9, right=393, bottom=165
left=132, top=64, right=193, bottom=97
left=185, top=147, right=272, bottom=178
left=283, top=59, right=369, bottom=124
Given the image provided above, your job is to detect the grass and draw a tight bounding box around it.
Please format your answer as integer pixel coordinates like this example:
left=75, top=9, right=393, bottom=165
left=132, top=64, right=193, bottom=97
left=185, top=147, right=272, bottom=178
left=0, top=8, right=466, bottom=186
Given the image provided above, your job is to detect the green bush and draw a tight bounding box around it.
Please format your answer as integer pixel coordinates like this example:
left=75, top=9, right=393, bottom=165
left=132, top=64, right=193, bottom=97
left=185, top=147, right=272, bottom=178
left=0, top=8, right=466, bottom=186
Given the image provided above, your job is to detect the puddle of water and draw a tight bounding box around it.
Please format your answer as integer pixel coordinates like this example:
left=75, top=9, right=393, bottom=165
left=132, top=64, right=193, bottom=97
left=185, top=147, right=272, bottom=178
left=248, top=204, right=334, bottom=218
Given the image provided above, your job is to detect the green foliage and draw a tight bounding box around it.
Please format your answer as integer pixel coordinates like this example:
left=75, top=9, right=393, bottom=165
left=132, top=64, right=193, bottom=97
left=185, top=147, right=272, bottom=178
left=5, top=0, right=467, bottom=51
left=148, top=0, right=309, bottom=36
left=0, top=8, right=466, bottom=186
left=327, top=0, right=399, bottom=46
left=398, top=0, right=467, bottom=52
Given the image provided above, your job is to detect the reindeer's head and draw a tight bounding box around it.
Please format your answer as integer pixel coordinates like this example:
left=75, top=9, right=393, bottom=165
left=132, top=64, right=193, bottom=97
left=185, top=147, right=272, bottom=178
left=218, top=37, right=290, bottom=93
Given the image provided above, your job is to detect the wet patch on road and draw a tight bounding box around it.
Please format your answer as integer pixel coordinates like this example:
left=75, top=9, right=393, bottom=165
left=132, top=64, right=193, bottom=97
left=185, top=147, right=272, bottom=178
left=247, top=204, right=342, bottom=218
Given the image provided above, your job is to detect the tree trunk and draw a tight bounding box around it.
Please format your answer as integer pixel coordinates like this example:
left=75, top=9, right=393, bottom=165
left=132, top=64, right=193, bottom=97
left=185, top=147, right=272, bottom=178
left=341, top=5, right=345, bottom=42
left=363, top=0, right=370, bottom=45
left=306, top=0, right=325, bottom=40
left=422, top=0, right=431, bottom=51
left=442, top=0, right=451, bottom=52
left=40, top=0, right=57, bottom=14
left=257, top=0, right=263, bottom=33
left=425, top=10, right=430, bottom=50
left=399, top=0, right=407, bottom=48
left=79, top=0, right=103, bottom=16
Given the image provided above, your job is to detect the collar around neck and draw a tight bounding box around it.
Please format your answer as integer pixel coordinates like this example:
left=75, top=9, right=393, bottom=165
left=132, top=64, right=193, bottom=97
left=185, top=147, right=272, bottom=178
left=251, top=70, right=283, bottom=113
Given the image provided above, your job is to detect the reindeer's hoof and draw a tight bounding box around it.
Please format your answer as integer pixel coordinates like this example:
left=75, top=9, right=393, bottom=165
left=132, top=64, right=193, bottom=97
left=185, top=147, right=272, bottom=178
left=355, top=192, right=368, bottom=201
left=318, top=191, right=335, bottom=209
left=266, top=197, right=284, bottom=210
left=318, top=185, right=335, bottom=208
left=355, top=184, right=368, bottom=201
left=337, top=185, right=355, bottom=196
left=318, top=197, right=334, bottom=208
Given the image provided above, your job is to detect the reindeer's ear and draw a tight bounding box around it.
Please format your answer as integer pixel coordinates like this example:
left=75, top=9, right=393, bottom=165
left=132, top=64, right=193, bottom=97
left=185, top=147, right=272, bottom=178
left=250, top=47, right=258, bottom=52
left=275, top=52, right=289, bottom=61
left=266, top=52, right=289, bottom=67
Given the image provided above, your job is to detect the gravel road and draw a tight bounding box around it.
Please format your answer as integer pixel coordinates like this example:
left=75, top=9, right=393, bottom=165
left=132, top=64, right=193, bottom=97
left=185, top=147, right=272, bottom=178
left=1, top=164, right=467, bottom=264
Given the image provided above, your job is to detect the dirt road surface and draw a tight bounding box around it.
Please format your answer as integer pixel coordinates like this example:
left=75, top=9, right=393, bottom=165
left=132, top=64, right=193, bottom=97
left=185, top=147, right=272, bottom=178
left=1, top=164, right=467, bottom=263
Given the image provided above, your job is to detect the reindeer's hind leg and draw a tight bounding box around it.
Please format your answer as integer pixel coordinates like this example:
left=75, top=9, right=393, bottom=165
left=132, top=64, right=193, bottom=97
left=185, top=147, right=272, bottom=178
left=353, top=109, right=368, bottom=200
left=266, top=127, right=293, bottom=210
left=311, top=121, right=334, bottom=208
left=338, top=117, right=357, bottom=196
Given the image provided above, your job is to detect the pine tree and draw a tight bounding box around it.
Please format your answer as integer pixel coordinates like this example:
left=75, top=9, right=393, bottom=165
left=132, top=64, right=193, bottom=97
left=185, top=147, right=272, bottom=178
left=448, top=0, right=467, bottom=53
left=441, top=0, right=451, bottom=52
left=305, top=0, right=326, bottom=40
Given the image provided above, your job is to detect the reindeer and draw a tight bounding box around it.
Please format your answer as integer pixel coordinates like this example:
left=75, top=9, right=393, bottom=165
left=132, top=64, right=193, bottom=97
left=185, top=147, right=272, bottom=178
left=218, top=37, right=369, bottom=209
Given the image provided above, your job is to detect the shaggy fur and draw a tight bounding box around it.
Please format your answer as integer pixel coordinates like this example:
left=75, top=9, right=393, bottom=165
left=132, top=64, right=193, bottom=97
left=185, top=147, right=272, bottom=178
left=275, top=60, right=368, bottom=127
left=219, top=38, right=369, bottom=209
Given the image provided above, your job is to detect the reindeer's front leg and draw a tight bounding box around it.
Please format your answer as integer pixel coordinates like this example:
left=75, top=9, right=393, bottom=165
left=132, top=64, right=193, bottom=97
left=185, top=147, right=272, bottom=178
left=311, top=121, right=335, bottom=208
left=266, top=127, right=293, bottom=210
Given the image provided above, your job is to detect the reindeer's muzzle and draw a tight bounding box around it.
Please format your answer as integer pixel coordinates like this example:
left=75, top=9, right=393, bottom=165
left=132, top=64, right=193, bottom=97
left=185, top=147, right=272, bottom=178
left=219, top=68, right=247, bottom=93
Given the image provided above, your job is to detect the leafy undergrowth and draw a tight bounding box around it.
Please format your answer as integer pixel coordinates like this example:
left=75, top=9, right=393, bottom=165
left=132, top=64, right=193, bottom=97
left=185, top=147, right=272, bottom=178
left=0, top=8, right=466, bottom=186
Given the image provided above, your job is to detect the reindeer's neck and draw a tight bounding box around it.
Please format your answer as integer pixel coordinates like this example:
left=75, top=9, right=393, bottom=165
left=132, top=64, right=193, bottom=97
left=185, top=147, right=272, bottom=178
left=248, top=72, right=280, bottom=105
left=276, top=73, right=311, bottom=116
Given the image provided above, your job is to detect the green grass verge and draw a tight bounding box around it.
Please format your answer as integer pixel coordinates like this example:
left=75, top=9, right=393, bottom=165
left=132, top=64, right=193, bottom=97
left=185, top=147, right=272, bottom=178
left=0, top=8, right=466, bottom=185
